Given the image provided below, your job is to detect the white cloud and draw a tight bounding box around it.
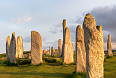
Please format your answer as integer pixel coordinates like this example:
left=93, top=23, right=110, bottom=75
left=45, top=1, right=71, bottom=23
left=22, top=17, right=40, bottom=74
left=12, top=15, right=31, bottom=25
left=16, top=18, right=22, bottom=25
left=24, top=17, right=31, bottom=21
left=0, top=39, right=5, bottom=41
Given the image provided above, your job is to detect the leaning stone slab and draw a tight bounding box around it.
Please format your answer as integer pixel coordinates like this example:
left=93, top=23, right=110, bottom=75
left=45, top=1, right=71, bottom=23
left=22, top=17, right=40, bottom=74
left=58, top=39, right=62, bottom=57
left=16, top=36, right=23, bottom=58
left=63, top=27, right=74, bottom=64
left=6, top=36, right=10, bottom=61
left=107, top=34, right=113, bottom=57
left=83, top=14, right=104, bottom=78
left=10, top=32, right=16, bottom=63
left=76, top=25, right=86, bottom=73
left=31, top=31, right=42, bottom=65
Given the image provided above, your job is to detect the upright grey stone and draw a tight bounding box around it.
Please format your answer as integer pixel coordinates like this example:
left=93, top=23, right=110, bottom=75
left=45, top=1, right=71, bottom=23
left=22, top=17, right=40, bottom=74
left=6, top=36, right=10, bottom=61
left=76, top=25, right=86, bottom=73
left=62, top=19, right=66, bottom=56
left=83, top=14, right=104, bottom=78
left=58, top=39, right=62, bottom=57
left=16, top=36, right=23, bottom=58
left=49, top=46, right=51, bottom=55
left=63, top=27, right=74, bottom=64
left=10, top=32, right=16, bottom=63
left=107, top=34, right=113, bottom=57
left=51, top=47, right=54, bottom=56
left=31, top=31, right=42, bottom=65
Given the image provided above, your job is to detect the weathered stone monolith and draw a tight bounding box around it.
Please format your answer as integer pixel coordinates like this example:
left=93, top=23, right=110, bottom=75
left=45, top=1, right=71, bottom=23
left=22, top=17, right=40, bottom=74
left=6, top=36, right=10, bottom=61
left=51, top=47, right=54, bottom=56
left=107, top=34, right=113, bottom=57
left=58, top=39, right=62, bottom=57
left=10, top=32, right=16, bottom=63
left=76, top=25, right=86, bottom=73
left=63, top=27, right=74, bottom=64
left=31, top=31, right=42, bottom=65
left=49, top=46, right=51, bottom=55
left=62, top=19, right=66, bottom=56
left=16, top=36, right=23, bottom=58
left=83, top=14, right=104, bottom=78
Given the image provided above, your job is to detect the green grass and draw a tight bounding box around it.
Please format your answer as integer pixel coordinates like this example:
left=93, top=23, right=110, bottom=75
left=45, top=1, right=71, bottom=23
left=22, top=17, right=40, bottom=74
left=23, top=51, right=30, bottom=54
left=0, top=53, right=116, bottom=78
left=104, top=55, right=116, bottom=78
left=0, top=53, right=6, bottom=58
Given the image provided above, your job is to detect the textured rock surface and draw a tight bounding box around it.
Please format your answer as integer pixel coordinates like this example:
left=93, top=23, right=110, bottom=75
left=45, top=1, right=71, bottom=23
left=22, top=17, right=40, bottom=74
left=83, top=14, right=104, bottom=78
left=10, top=32, right=16, bottom=63
left=49, top=46, right=51, bottom=55
left=107, top=34, right=113, bottom=57
left=6, top=36, right=10, bottom=61
left=51, top=47, right=54, bottom=56
left=16, top=36, right=23, bottom=58
left=76, top=25, right=86, bottom=73
left=62, top=19, right=66, bottom=56
left=76, top=41, right=86, bottom=73
left=63, top=27, right=74, bottom=64
left=58, top=39, right=62, bottom=57
left=31, top=31, right=42, bottom=65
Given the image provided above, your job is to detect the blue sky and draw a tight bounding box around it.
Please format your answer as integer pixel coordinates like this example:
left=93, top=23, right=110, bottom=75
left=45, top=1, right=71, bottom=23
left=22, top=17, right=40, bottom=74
left=0, top=0, right=116, bottom=54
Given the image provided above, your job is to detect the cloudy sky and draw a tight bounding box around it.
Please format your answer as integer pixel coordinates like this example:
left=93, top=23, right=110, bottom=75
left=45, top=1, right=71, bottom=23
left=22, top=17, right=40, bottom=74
left=0, top=0, right=116, bottom=54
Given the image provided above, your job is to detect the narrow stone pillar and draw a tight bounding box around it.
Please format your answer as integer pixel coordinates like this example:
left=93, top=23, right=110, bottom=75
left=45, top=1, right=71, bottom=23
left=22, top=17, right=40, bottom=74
left=62, top=19, right=66, bottom=56
left=58, top=39, right=62, bottom=57
left=6, top=36, right=10, bottom=61
left=16, top=36, right=23, bottom=58
left=83, top=14, right=104, bottom=78
left=49, top=46, right=51, bottom=55
left=76, top=25, right=86, bottom=73
left=31, top=31, right=42, bottom=65
left=107, top=34, right=113, bottom=57
left=51, top=47, right=54, bottom=56
left=10, top=32, right=16, bottom=63
left=63, top=27, right=74, bottom=64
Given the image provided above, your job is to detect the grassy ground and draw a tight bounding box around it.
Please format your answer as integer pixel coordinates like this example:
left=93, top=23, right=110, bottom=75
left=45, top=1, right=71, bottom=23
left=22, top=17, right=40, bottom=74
left=104, top=56, right=116, bottom=78
left=0, top=53, right=116, bottom=78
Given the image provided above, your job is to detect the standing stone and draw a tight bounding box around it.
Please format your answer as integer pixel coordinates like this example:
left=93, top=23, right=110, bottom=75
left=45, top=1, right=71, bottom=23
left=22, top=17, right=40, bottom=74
left=63, top=27, right=74, bottom=64
left=49, top=46, right=51, bottom=55
left=83, top=13, right=104, bottom=78
left=76, top=25, right=86, bottom=73
left=10, top=32, right=16, bottom=63
left=51, top=47, right=54, bottom=56
left=107, top=34, right=113, bottom=57
left=58, top=39, right=62, bottom=57
left=62, top=19, right=66, bottom=56
left=6, top=36, right=10, bottom=61
left=31, top=31, right=42, bottom=65
left=16, top=36, right=23, bottom=58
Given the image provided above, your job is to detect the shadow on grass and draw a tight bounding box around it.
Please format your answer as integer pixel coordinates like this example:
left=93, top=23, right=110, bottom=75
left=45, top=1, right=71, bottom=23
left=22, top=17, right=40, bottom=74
left=0, top=71, right=72, bottom=78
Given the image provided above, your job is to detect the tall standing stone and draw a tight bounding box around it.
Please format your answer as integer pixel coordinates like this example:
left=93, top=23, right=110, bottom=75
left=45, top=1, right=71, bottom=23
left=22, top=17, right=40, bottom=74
left=51, top=47, right=54, bottom=56
left=49, top=46, right=51, bottom=55
left=107, top=34, right=113, bottom=57
left=31, top=31, right=42, bottom=65
left=58, top=39, right=62, bottom=57
left=76, top=25, right=86, bottom=73
left=63, top=27, right=74, bottom=64
left=16, top=36, right=23, bottom=58
left=62, top=19, right=66, bottom=56
left=6, top=36, right=10, bottom=61
left=83, top=14, right=104, bottom=78
left=10, top=32, right=16, bottom=63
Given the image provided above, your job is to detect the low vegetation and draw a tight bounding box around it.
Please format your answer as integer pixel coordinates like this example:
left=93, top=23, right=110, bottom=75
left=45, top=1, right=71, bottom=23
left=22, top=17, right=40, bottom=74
left=0, top=52, right=116, bottom=78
